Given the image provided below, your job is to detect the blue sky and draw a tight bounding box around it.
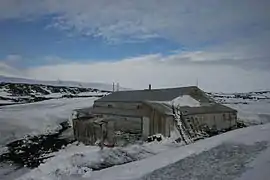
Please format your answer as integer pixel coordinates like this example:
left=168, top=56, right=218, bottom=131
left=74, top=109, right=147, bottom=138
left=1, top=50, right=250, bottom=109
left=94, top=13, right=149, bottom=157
left=0, top=0, right=270, bottom=92
left=0, top=18, right=184, bottom=67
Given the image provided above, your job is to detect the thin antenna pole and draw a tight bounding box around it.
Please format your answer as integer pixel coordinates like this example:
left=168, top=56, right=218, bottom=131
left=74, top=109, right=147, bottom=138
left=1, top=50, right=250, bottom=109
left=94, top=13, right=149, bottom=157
left=116, top=83, right=119, bottom=91
left=196, top=78, right=199, bottom=87
left=112, top=82, right=115, bottom=92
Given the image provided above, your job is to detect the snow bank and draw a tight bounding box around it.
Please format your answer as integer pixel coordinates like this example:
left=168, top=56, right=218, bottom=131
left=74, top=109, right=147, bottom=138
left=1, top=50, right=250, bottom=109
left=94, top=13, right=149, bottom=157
left=17, top=139, right=183, bottom=180
left=0, top=97, right=97, bottom=147
left=0, top=90, right=10, bottom=98
left=0, top=163, right=29, bottom=180
left=17, top=124, right=270, bottom=180
left=0, top=99, right=14, bottom=105
left=89, top=124, right=270, bottom=180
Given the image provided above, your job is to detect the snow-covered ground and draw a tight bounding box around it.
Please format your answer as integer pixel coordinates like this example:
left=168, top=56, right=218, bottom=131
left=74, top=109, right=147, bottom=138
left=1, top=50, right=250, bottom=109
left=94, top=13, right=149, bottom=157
left=227, top=101, right=270, bottom=125
left=0, top=99, right=14, bottom=105
left=207, top=91, right=270, bottom=125
left=0, top=97, right=97, bottom=148
left=16, top=123, right=270, bottom=180
left=0, top=164, right=29, bottom=180
left=16, top=139, right=183, bottom=180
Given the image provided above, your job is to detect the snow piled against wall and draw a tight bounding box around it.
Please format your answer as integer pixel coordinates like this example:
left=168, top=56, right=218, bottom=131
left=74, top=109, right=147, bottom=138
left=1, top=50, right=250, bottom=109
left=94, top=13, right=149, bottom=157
left=161, top=95, right=201, bottom=107
left=151, top=95, right=200, bottom=107
left=172, top=95, right=201, bottom=107
left=157, top=95, right=201, bottom=107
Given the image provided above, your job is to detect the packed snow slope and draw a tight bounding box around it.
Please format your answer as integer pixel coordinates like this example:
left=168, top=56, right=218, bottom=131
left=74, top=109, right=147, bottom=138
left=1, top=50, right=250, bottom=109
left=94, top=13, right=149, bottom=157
left=17, top=123, right=270, bottom=180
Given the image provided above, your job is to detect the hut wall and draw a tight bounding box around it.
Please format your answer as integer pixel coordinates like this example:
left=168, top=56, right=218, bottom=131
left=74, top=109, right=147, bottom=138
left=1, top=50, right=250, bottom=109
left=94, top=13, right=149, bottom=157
left=72, top=118, right=102, bottom=145
left=148, top=108, right=171, bottom=137
left=102, top=115, right=142, bottom=134
left=184, top=112, right=237, bottom=131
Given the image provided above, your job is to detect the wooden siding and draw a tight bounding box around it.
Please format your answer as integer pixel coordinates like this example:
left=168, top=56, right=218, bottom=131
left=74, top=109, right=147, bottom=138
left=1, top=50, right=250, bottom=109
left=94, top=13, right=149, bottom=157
left=184, top=112, right=237, bottom=131
left=146, top=104, right=171, bottom=137
left=73, top=118, right=103, bottom=145
left=102, top=115, right=142, bottom=133
left=92, top=101, right=173, bottom=138
left=92, top=101, right=175, bottom=137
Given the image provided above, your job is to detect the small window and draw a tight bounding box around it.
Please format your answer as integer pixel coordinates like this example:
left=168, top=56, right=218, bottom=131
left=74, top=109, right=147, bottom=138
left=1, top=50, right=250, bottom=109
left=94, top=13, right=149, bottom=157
left=137, top=105, right=141, bottom=109
left=108, top=104, right=113, bottom=108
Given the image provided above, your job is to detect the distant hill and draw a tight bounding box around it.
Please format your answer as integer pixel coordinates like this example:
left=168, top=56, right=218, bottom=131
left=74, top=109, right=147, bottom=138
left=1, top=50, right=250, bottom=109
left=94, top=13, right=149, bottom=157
left=0, top=75, right=124, bottom=91
left=0, top=76, right=117, bottom=105
left=207, top=91, right=270, bottom=104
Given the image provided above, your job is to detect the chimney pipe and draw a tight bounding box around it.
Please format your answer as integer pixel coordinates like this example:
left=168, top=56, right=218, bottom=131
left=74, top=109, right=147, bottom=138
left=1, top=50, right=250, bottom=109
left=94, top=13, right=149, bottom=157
left=149, top=84, right=151, bottom=90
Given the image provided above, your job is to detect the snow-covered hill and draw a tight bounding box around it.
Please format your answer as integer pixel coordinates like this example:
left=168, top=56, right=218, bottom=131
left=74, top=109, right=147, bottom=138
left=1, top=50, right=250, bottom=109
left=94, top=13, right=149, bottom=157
left=0, top=75, right=119, bottom=91
left=0, top=77, right=112, bottom=105
left=207, top=91, right=270, bottom=104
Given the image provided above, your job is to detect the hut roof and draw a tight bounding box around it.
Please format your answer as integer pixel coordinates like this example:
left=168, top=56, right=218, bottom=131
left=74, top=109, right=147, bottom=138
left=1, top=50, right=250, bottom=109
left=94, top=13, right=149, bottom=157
left=96, top=86, right=212, bottom=103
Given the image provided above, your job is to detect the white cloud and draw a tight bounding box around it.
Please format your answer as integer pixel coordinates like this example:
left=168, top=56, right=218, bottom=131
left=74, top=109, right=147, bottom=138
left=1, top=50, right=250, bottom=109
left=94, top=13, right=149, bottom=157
left=0, top=55, right=25, bottom=76
left=1, top=0, right=269, bottom=67
left=1, top=52, right=270, bottom=92
left=0, top=62, right=24, bottom=77
left=0, top=0, right=269, bottom=44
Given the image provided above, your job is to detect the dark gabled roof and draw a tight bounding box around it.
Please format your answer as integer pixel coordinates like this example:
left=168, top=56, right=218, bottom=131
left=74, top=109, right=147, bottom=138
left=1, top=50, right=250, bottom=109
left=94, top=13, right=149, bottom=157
left=96, top=86, right=213, bottom=103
